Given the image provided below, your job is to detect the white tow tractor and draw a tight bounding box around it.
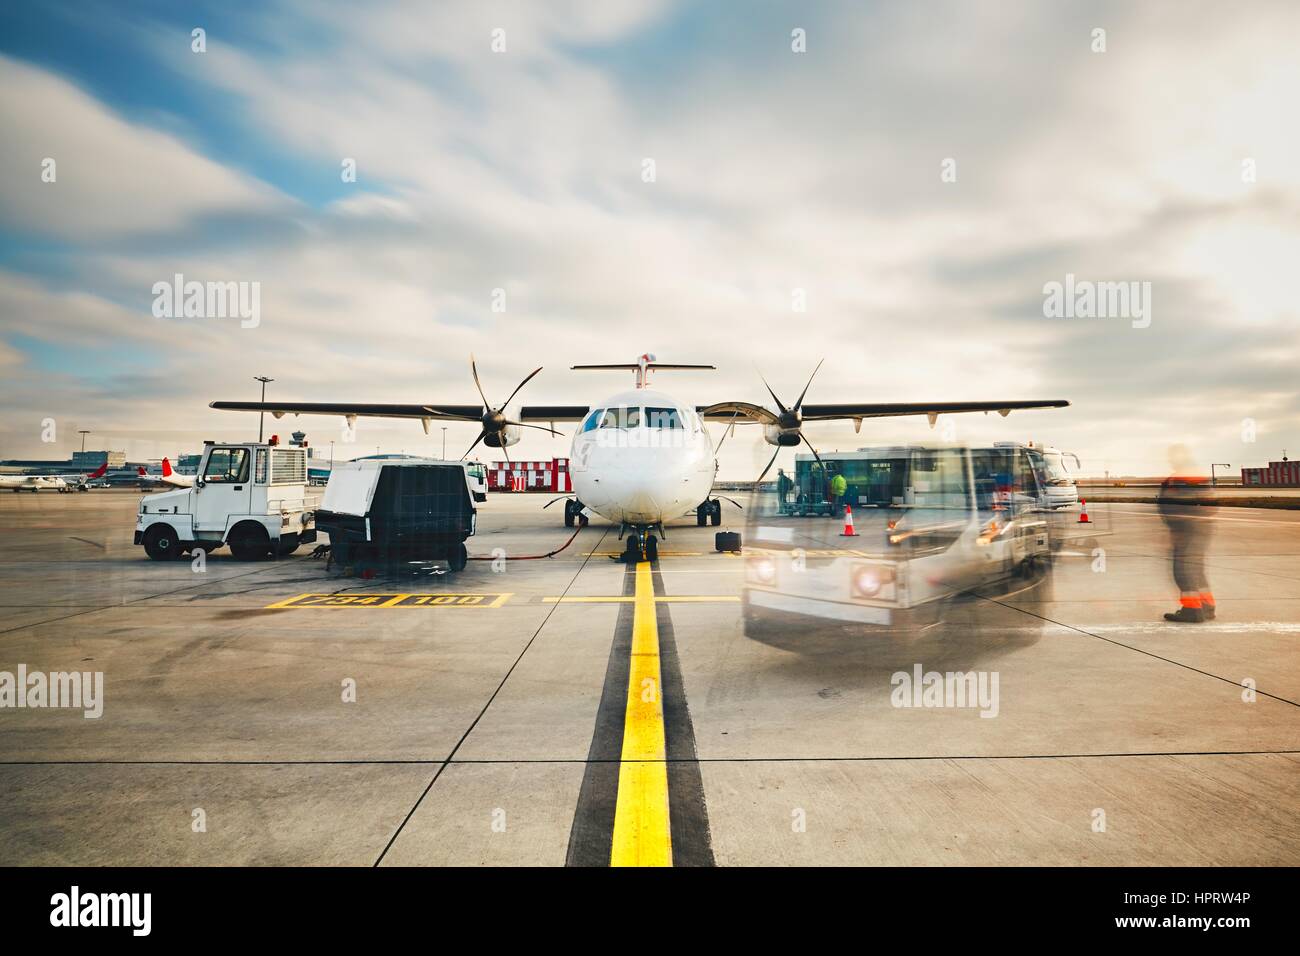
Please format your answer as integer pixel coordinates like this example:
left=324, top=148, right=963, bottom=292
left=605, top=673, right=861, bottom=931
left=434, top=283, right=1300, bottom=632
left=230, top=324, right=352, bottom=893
left=135, top=441, right=320, bottom=561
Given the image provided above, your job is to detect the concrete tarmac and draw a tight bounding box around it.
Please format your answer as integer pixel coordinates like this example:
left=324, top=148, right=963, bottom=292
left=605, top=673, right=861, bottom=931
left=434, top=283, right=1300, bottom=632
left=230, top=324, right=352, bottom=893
left=0, top=490, right=1296, bottom=865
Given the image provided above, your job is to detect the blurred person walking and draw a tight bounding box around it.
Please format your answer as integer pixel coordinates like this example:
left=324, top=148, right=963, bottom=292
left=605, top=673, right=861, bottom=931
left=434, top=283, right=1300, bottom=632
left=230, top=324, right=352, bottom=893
left=1158, top=444, right=1216, bottom=623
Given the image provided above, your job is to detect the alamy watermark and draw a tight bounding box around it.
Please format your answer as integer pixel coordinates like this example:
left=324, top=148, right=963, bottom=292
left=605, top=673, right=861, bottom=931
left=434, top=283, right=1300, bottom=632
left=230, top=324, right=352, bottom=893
left=890, top=663, right=999, bottom=718
left=1042, top=273, right=1151, bottom=329
left=152, top=273, right=260, bottom=328
left=0, top=665, right=104, bottom=718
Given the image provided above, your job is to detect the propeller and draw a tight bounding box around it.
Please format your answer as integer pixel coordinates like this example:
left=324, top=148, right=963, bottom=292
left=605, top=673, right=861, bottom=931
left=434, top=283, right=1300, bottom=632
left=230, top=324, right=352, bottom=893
left=754, top=359, right=826, bottom=488
left=449, top=355, right=563, bottom=461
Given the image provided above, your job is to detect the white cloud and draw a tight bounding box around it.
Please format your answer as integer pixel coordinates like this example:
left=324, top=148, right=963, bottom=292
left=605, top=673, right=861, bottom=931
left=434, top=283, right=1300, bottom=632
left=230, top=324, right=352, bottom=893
left=0, top=55, right=291, bottom=240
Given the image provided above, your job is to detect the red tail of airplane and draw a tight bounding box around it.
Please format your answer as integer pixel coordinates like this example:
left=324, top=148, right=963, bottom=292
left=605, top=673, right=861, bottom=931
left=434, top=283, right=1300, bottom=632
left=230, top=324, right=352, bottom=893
left=85, top=462, right=109, bottom=480
left=162, top=458, right=174, bottom=477
left=138, top=466, right=147, bottom=476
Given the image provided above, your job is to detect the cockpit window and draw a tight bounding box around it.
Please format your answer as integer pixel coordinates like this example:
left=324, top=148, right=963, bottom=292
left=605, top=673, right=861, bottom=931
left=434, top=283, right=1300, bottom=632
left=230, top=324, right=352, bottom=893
left=598, top=406, right=641, bottom=429
left=645, top=407, right=683, bottom=429
left=581, top=409, right=602, bottom=433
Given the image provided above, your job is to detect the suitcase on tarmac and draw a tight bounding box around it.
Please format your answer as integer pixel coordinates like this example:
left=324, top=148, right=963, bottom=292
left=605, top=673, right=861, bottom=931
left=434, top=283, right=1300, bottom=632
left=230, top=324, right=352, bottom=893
left=715, top=531, right=742, bottom=553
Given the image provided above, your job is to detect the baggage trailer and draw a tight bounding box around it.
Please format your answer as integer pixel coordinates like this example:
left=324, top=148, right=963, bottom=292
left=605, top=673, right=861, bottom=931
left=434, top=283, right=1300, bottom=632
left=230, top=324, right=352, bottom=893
left=135, top=441, right=319, bottom=560
left=316, top=459, right=477, bottom=573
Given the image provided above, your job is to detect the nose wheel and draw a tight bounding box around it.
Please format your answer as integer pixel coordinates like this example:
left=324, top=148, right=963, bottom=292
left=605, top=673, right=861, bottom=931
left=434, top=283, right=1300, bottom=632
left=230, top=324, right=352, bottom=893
left=621, top=530, right=659, bottom=563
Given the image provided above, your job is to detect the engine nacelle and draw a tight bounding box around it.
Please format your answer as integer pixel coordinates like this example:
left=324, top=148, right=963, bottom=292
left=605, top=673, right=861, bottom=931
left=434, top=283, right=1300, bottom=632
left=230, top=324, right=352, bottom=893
left=764, top=424, right=802, bottom=447
left=485, top=423, right=522, bottom=448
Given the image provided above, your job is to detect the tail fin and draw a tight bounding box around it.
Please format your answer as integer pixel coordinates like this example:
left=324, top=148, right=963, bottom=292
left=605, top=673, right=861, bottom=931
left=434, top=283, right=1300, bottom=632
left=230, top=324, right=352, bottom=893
left=138, top=466, right=147, bottom=476
left=86, top=462, right=108, bottom=480
left=162, top=458, right=173, bottom=477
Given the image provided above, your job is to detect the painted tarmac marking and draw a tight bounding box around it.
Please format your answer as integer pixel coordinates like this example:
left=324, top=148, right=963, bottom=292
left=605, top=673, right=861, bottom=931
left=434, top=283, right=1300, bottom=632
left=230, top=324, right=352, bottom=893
left=543, top=595, right=739, bottom=604
left=609, top=562, right=673, bottom=866
left=266, top=592, right=512, bottom=609
left=566, top=560, right=715, bottom=867
left=1107, top=507, right=1300, bottom=527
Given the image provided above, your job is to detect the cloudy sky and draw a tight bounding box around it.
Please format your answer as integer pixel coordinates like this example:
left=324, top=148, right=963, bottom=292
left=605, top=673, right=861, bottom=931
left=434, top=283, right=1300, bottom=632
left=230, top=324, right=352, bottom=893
left=1, top=0, right=1297, bottom=477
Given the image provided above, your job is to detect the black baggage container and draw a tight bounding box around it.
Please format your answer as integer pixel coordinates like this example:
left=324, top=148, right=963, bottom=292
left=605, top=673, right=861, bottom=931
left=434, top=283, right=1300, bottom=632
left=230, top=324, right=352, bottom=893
left=317, top=461, right=476, bottom=571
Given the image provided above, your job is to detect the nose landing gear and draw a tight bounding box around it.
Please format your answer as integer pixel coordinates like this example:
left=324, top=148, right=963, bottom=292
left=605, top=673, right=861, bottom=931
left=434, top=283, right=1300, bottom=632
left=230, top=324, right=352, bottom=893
left=620, top=526, right=660, bottom=563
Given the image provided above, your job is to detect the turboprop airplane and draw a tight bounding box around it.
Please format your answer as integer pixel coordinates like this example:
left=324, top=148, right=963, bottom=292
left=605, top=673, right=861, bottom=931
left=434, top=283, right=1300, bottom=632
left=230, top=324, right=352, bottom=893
left=212, top=354, right=1069, bottom=562
left=0, top=462, right=108, bottom=493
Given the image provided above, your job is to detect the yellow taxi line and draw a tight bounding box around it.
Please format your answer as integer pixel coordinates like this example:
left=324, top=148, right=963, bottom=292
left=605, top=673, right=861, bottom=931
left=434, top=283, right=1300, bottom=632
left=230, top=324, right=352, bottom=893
left=609, top=561, right=672, bottom=867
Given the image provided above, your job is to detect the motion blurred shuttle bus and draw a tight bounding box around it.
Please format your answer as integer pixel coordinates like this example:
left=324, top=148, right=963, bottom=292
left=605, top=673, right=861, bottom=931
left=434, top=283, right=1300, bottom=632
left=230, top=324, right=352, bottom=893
left=994, top=441, right=1080, bottom=509
left=743, top=444, right=1052, bottom=644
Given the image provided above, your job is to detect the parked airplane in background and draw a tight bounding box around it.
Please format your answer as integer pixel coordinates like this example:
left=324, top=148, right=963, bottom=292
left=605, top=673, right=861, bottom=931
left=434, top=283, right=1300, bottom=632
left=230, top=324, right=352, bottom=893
left=213, top=354, right=1069, bottom=562
left=132, top=460, right=194, bottom=489
left=0, top=462, right=108, bottom=493
left=160, top=458, right=195, bottom=488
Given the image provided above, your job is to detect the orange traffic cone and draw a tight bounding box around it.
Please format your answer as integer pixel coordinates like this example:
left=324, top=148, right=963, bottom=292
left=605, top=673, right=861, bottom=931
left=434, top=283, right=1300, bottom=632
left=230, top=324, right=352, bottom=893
left=1078, top=499, right=1091, bottom=524
left=840, top=504, right=859, bottom=537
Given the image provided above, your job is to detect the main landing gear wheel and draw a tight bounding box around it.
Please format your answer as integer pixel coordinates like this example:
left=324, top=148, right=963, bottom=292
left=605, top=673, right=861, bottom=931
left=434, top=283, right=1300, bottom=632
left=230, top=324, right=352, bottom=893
left=623, top=533, right=641, bottom=563
left=644, top=534, right=659, bottom=562
left=710, top=499, right=722, bottom=526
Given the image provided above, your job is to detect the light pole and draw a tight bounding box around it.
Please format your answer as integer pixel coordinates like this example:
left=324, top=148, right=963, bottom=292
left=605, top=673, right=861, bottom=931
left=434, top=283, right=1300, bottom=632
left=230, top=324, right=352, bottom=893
left=253, top=376, right=274, bottom=442
left=329, top=441, right=335, bottom=468
left=441, top=427, right=447, bottom=460
left=1211, top=463, right=1231, bottom=487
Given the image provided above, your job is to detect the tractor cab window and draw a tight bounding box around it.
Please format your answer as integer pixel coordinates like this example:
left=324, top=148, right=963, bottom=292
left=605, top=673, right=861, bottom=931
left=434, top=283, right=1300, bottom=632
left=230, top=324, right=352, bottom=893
left=645, top=407, right=683, bottom=429
left=203, top=447, right=249, bottom=483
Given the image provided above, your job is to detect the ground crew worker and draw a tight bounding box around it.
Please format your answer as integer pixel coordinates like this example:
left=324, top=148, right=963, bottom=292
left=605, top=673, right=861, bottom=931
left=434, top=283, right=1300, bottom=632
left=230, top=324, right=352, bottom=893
left=1158, top=444, right=1216, bottom=623
left=776, top=468, right=793, bottom=508
left=830, top=472, right=847, bottom=515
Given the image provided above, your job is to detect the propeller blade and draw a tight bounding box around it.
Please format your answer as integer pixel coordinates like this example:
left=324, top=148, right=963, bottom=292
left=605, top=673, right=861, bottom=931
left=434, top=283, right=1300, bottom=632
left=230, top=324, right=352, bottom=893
left=800, top=432, right=826, bottom=472
left=424, top=406, right=478, bottom=422
left=505, top=420, right=565, bottom=437
left=461, top=431, right=487, bottom=461
left=469, top=354, right=491, bottom=410
left=500, top=442, right=511, bottom=464
left=713, top=412, right=740, bottom=455
left=758, top=370, right=788, bottom=415
left=755, top=445, right=781, bottom=488
left=498, top=366, right=544, bottom=412
left=792, top=358, right=825, bottom=411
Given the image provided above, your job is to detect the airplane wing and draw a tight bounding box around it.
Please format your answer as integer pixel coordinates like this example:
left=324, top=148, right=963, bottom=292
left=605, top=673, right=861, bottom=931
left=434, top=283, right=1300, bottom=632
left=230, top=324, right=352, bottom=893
left=699, top=399, right=1070, bottom=424
left=209, top=401, right=484, bottom=420
left=209, top=401, right=591, bottom=424
left=519, top=406, right=590, bottom=423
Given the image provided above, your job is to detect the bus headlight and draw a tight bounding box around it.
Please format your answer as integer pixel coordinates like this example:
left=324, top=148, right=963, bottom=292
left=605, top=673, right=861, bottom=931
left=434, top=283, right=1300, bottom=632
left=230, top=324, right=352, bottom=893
left=746, top=554, right=777, bottom=586
left=850, top=562, right=894, bottom=599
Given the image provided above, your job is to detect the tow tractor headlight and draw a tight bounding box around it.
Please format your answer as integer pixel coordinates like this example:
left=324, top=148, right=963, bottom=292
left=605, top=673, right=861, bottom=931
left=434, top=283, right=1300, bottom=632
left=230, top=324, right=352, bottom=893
left=850, top=562, right=894, bottom=599
left=746, top=554, right=777, bottom=586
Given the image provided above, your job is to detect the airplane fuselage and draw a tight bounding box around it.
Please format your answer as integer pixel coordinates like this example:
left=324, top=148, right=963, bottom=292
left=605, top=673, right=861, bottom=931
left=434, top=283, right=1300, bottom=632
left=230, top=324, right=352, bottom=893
left=569, top=386, right=715, bottom=527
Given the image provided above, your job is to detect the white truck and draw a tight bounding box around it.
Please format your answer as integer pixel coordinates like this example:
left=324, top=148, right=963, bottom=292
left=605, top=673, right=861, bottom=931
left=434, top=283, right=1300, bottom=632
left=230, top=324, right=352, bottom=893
left=135, top=441, right=320, bottom=560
